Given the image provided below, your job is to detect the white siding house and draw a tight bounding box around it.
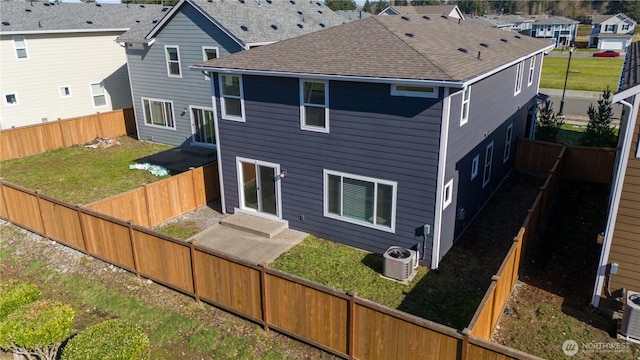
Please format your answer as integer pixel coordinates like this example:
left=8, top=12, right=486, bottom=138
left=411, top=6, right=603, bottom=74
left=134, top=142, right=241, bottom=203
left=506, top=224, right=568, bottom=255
left=0, top=3, right=168, bottom=129
left=589, top=13, right=636, bottom=50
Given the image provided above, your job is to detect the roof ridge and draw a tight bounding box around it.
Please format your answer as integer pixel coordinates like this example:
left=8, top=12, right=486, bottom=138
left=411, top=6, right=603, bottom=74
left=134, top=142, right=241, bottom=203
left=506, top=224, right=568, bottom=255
left=372, top=16, right=454, bottom=80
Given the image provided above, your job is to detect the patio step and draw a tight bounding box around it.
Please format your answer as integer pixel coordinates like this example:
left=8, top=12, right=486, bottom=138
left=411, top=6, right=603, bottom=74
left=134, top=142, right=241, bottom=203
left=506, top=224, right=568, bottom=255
left=221, top=212, right=287, bottom=239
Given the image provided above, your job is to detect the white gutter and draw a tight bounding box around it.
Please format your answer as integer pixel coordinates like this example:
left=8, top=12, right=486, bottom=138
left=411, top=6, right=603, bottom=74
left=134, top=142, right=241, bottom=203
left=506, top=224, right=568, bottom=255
left=591, top=96, right=638, bottom=308
left=2, top=28, right=129, bottom=35
left=431, top=88, right=451, bottom=269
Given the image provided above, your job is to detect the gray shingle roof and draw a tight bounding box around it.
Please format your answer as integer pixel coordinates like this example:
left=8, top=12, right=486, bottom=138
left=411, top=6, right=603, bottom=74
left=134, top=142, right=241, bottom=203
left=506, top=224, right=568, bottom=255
left=194, top=15, right=553, bottom=83
left=119, top=0, right=345, bottom=45
left=618, top=41, right=640, bottom=93
left=385, top=5, right=458, bottom=16
left=0, top=2, right=169, bottom=34
left=467, top=16, right=514, bottom=28
left=335, top=10, right=372, bottom=22
left=532, top=16, right=578, bottom=25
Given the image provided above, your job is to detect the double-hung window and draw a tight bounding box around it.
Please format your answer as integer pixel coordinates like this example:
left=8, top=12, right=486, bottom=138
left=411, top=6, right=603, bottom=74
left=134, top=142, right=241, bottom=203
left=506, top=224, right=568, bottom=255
left=202, top=46, right=218, bottom=80
left=461, top=86, right=471, bottom=126
left=90, top=82, right=106, bottom=107
left=528, top=55, right=536, bottom=86
left=13, top=36, right=28, bottom=60
left=504, top=124, right=513, bottom=163
left=219, top=74, right=245, bottom=121
left=443, top=179, right=453, bottom=210
left=142, top=98, right=175, bottom=129
left=483, top=141, right=494, bottom=188
left=514, top=61, right=524, bottom=95
left=324, top=170, right=396, bottom=232
left=165, top=45, right=181, bottom=78
left=471, top=155, right=479, bottom=180
left=300, top=79, right=329, bottom=132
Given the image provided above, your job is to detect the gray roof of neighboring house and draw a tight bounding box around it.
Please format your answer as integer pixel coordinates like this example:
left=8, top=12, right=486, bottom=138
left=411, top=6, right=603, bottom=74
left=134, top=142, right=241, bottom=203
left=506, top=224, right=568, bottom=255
left=592, top=13, right=636, bottom=25
left=118, top=0, right=345, bottom=45
left=499, top=14, right=534, bottom=24
left=383, top=5, right=458, bottom=16
left=467, top=16, right=513, bottom=28
left=194, top=15, right=553, bottom=83
left=532, top=16, right=578, bottom=26
left=0, top=2, right=169, bottom=34
left=335, top=9, right=372, bottom=22
left=618, top=41, right=640, bottom=95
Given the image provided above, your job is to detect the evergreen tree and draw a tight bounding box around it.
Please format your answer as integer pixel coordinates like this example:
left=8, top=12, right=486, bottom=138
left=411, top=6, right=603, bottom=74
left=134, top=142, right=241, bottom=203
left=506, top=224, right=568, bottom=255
left=362, top=0, right=373, bottom=13
left=325, top=0, right=356, bottom=11
left=583, top=87, right=617, bottom=147
left=536, top=100, right=564, bottom=142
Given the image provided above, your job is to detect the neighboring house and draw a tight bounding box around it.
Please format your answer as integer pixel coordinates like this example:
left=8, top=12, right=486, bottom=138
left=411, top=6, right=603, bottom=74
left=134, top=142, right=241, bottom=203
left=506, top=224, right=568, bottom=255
left=467, top=16, right=514, bottom=31
left=335, top=10, right=372, bottom=22
left=499, top=14, right=534, bottom=33
left=530, top=16, right=579, bottom=47
left=192, top=15, right=553, bottom=269
left=0, top=2, right=167, bottom=129
left=589, top=13, right=636, bottom=50
left=117, top=0, right=344, bottom=150
left=591, top=41, right=640, bottom=311
left=379, top=4, right=465, bottom=20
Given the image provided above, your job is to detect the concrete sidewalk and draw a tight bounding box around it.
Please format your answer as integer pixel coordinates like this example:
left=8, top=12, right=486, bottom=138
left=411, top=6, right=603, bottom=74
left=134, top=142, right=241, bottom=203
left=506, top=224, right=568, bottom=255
left=540, top=88, right=602, bottom=100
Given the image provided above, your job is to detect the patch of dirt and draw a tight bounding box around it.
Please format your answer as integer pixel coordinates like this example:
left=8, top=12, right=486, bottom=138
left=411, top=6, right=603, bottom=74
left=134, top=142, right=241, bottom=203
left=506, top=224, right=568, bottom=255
left=0, top=220, right=337, bottom=360
left=156, top=201, right=225, bottom=233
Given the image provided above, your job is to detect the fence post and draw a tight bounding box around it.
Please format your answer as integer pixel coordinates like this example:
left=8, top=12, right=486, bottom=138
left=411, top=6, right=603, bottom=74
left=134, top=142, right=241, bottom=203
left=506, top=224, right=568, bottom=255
left=461, top=327, right=471, bottom=360
left=143, top=184, right=152, bottom=227
left=58, top=119, right=68, bottom=148
left=76, top=206, right=90, bottom=255
left=0, top=180, right=12, bottom=224
left=190, top=240, right=201, bottom=304
left=259, top=263, right=270, bottom=332
left=512, top=236, right=521, bottom=285
left=127, top=221, right=140, bottom=279
left=189, top=167, right=199, bottom=209
left=490, top=275, right=499, bottom=334
left=34, top=190, right=50, bottom=242
left=347, top=291, right=357, bottom=360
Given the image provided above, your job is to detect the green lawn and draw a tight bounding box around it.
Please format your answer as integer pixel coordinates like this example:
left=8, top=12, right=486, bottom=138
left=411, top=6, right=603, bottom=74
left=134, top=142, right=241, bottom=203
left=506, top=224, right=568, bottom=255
left=0, top=136, right=173, bottom=205
left=541, top=57, right=623, bottom=92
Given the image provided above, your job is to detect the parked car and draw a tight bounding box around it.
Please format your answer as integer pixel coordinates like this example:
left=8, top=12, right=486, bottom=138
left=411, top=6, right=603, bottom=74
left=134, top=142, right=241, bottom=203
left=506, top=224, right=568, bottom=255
left=593, top=50, right=621, bottom=57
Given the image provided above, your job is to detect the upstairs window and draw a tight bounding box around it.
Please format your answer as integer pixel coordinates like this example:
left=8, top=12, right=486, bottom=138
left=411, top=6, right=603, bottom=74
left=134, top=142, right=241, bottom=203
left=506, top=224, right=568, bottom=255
left=300, top=80, right=329, bottom=133
left=59, top=86, right=71, bottom=98
left=13, top=36, right=28, bottom=60
left=604, top=24, right=615, bottom=32
left=514, top=61, right=524, bottom=95
left=391, top=84, right=438, bottom=98
left=202, top=46, right=218, bottom=80
left=443, top=179, right=453, bottom=210
left=165, top=45, right=181, bottom=78
left=4, top=93, right=18, bottom=106
left=219, top=74, right=245, bottom=121
left=461, top=86, right=471, bottom=126
left=528, top=55, right=536, bottom=86
left=483, top=141, right=494, bottom=188
left=90, top=82, right=106, bottom=107
left=622, top=24, right=630, bottom=31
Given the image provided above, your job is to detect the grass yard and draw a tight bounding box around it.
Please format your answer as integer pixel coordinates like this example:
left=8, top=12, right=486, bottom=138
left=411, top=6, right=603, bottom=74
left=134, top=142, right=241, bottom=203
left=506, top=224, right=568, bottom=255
left=540, top=57, right=623, bottom=92
left=0, top=136, right=173, bottom=205
left=555, top=124, right=586, bottom=146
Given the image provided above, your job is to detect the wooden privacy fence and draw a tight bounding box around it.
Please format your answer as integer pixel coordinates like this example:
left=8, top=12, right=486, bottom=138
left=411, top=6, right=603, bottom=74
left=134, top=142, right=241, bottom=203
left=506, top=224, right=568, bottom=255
left=0, top=108, right=135, bottom=161
left=1, top=179, right=543, bottom=360
left=85, top=163, right=220, bottom=228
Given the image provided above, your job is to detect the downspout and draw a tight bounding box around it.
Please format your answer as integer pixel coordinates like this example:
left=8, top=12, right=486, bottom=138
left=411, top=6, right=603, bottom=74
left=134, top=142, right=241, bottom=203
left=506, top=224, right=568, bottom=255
left=591, top=97, right=638, bottom=308
left=431, top=88, right=451, bottom=269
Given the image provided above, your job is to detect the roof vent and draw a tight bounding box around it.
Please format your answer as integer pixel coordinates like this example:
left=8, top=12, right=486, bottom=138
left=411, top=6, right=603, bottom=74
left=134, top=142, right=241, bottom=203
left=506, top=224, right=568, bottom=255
left=266, top=0, right=272, bottom=3
left=1, top=21, right=9, bottom=26
left=136, top=19, right=141, bottom=23
left=297, top=23, right=303, bottom=28
left=25, top=8, right=32, bottom=12
left=96, top=3, right=102, bottom=6
left=140, top=4, right=145, bottom=7
left=241, top=25, right=248, bottom=31
left=152, top=19, right=158, bottom=23
left=405, top=32, right=414, bottom=37
left=480, top=42, right=489, bottom=47
left=458, top=47, right=468, bottom=53
left=43, top=3, right=50, bottom=6
left=316, top=1, right=322, bottom=5
left=477, top=51, right=482, bottom=60
left=162, top=7, right=168, bottom=11
left=86, top=20, right=93, bottom=24
left=239, top=0, right=245, bottom=3
left=318, top=10, right=322, bottom=13
left=500, top=38, right=508, bottom=42
left=441, top=15, right=448, bottom=19
left=319, top=22, right=325, bottom=27
left=271, top=24, right=278, bottom=30
left=289, top=0, right=295, bottom=4
left=39, top=21, right=42, bottom=27
left=422, top=15, right=430, bottom=20
left=514, top=35, right=521, bottom=39
left=298, top=10, right=302, bottom=15
left=401, top=15, right=410, bottom=21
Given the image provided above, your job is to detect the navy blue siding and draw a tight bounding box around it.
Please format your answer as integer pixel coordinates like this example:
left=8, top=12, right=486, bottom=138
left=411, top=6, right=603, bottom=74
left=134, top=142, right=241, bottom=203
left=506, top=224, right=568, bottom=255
left=216, top=76, right=443, bottom=258
left=438, top=56, right=540, bottom=262
left=126, top=3, right=243, bottom=146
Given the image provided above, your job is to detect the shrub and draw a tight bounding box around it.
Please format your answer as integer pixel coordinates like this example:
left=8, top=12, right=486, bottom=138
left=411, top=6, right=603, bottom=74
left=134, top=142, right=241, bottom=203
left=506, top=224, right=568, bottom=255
left=0, top=281, right=41, bottom=320
left=62, top=319, right=150, bottom=360
left=535, top=100, right=564, bottom=142
left=0, top=300, right=74, bottom=360
left=583, top=87, right=617, bottom=147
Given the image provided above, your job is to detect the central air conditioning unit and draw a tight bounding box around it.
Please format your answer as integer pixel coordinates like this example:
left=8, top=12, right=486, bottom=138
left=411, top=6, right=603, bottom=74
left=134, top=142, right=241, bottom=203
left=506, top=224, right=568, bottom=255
left=383, top=246, right=417, bottom=281
left=621, top=291, right=640, bottom=343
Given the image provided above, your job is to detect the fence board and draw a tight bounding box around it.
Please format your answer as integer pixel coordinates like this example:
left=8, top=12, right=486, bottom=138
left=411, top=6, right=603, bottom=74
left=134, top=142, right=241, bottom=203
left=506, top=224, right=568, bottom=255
left=38, top=198, right=85, bottom=252
left=515, top=139, right=564, bottom=174
left=563, top=146, right=616, bottom=183
left=201, top=163, right=221, bottom=204
left=1, top=184, right=43, bottom=235
left=266, top=274, right=348, bottom=354
left=145, top=171, right=197, bottom=226
left=192, top=249, right=263, bottom=321
left=469, top=281, right=496, bottom=340
left=132, top=229, right=194, bottom=294
left=0, top=182, right=7, bottom=220
left=85, top=188, right=149, bottom=227
left=80, top=212, right=135, bottom=271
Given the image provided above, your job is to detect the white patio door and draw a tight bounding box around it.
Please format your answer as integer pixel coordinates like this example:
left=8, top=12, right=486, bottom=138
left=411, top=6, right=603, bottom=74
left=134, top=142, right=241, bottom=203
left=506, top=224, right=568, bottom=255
left=237, top=158, right=281, bottom=218
left=190, top=106, right=215, bottom=146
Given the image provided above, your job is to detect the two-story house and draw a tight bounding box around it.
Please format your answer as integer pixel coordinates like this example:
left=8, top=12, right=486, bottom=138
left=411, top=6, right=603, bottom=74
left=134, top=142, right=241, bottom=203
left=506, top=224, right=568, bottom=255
left=192, top=15, right=553, bottom=269
left=117, top=0, right=344, bottom=150
left=467, top=16, right=514, bottom=31
left=0, top=2, right=166, bottom=129
left=589, top=13, right=636, bottom=50
left=530, top=16, right=579, bottom=47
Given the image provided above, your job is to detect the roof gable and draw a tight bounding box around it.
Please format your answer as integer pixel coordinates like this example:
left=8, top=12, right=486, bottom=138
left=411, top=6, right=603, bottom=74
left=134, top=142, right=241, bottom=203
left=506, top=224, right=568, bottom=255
left=532, top=16, right=579, bottom=26
left=593, top=13, right=636, bottom=26
left=379, top=5, right=464, bottom=20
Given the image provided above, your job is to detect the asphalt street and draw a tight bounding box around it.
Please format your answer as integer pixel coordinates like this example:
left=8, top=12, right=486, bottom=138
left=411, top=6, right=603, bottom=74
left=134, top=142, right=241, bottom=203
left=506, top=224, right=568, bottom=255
left=539, top=88, right=622, bottom=126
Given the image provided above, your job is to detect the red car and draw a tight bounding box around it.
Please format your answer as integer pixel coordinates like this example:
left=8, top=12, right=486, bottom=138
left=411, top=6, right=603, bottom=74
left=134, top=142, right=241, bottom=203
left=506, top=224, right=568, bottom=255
left=593, top=50, right=621, bottom=57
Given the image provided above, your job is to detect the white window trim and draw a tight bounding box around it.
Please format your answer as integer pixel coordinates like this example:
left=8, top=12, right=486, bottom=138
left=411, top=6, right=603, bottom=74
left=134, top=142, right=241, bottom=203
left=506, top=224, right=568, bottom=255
left=300, top=79, right=329, bottom=133
left=4, top=92, right=19, bottom=106
left=504, top=124, right=513, bottom=163
left=443, top=179, right=453, bottom=210
left=90, top=82, right=107, bottom=108
left=460, top=86, right=470, bottom=126
left=189, top=105, right=216, bottom=147
left=514, top=61, right=524, bottom=95
left=528, top=55, right=536, bottom=86
left=141, top=97, right=176, bottom=130
left=218, top=74, right=245, bottom=122
left=12, top=36, right=28, bottom=61
left=483, top=141, right=494, bottom=188
left=323, top=169, right=397, bottom=233
left=164, top=45, right=182, bottom=78
left=391, top=84, right=438, bottom=98
left=202, top=46, right=219, bottom=80
left=471, top=155, right=479, bottom=180
left=59, top=85, right=72, bottom=99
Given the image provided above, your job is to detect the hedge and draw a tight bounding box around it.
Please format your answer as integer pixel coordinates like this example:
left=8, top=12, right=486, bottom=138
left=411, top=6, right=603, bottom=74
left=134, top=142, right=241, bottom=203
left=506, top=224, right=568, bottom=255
left=62, top=319, right=150, bottom=360
left=0, top=281, right=41, bottom=320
